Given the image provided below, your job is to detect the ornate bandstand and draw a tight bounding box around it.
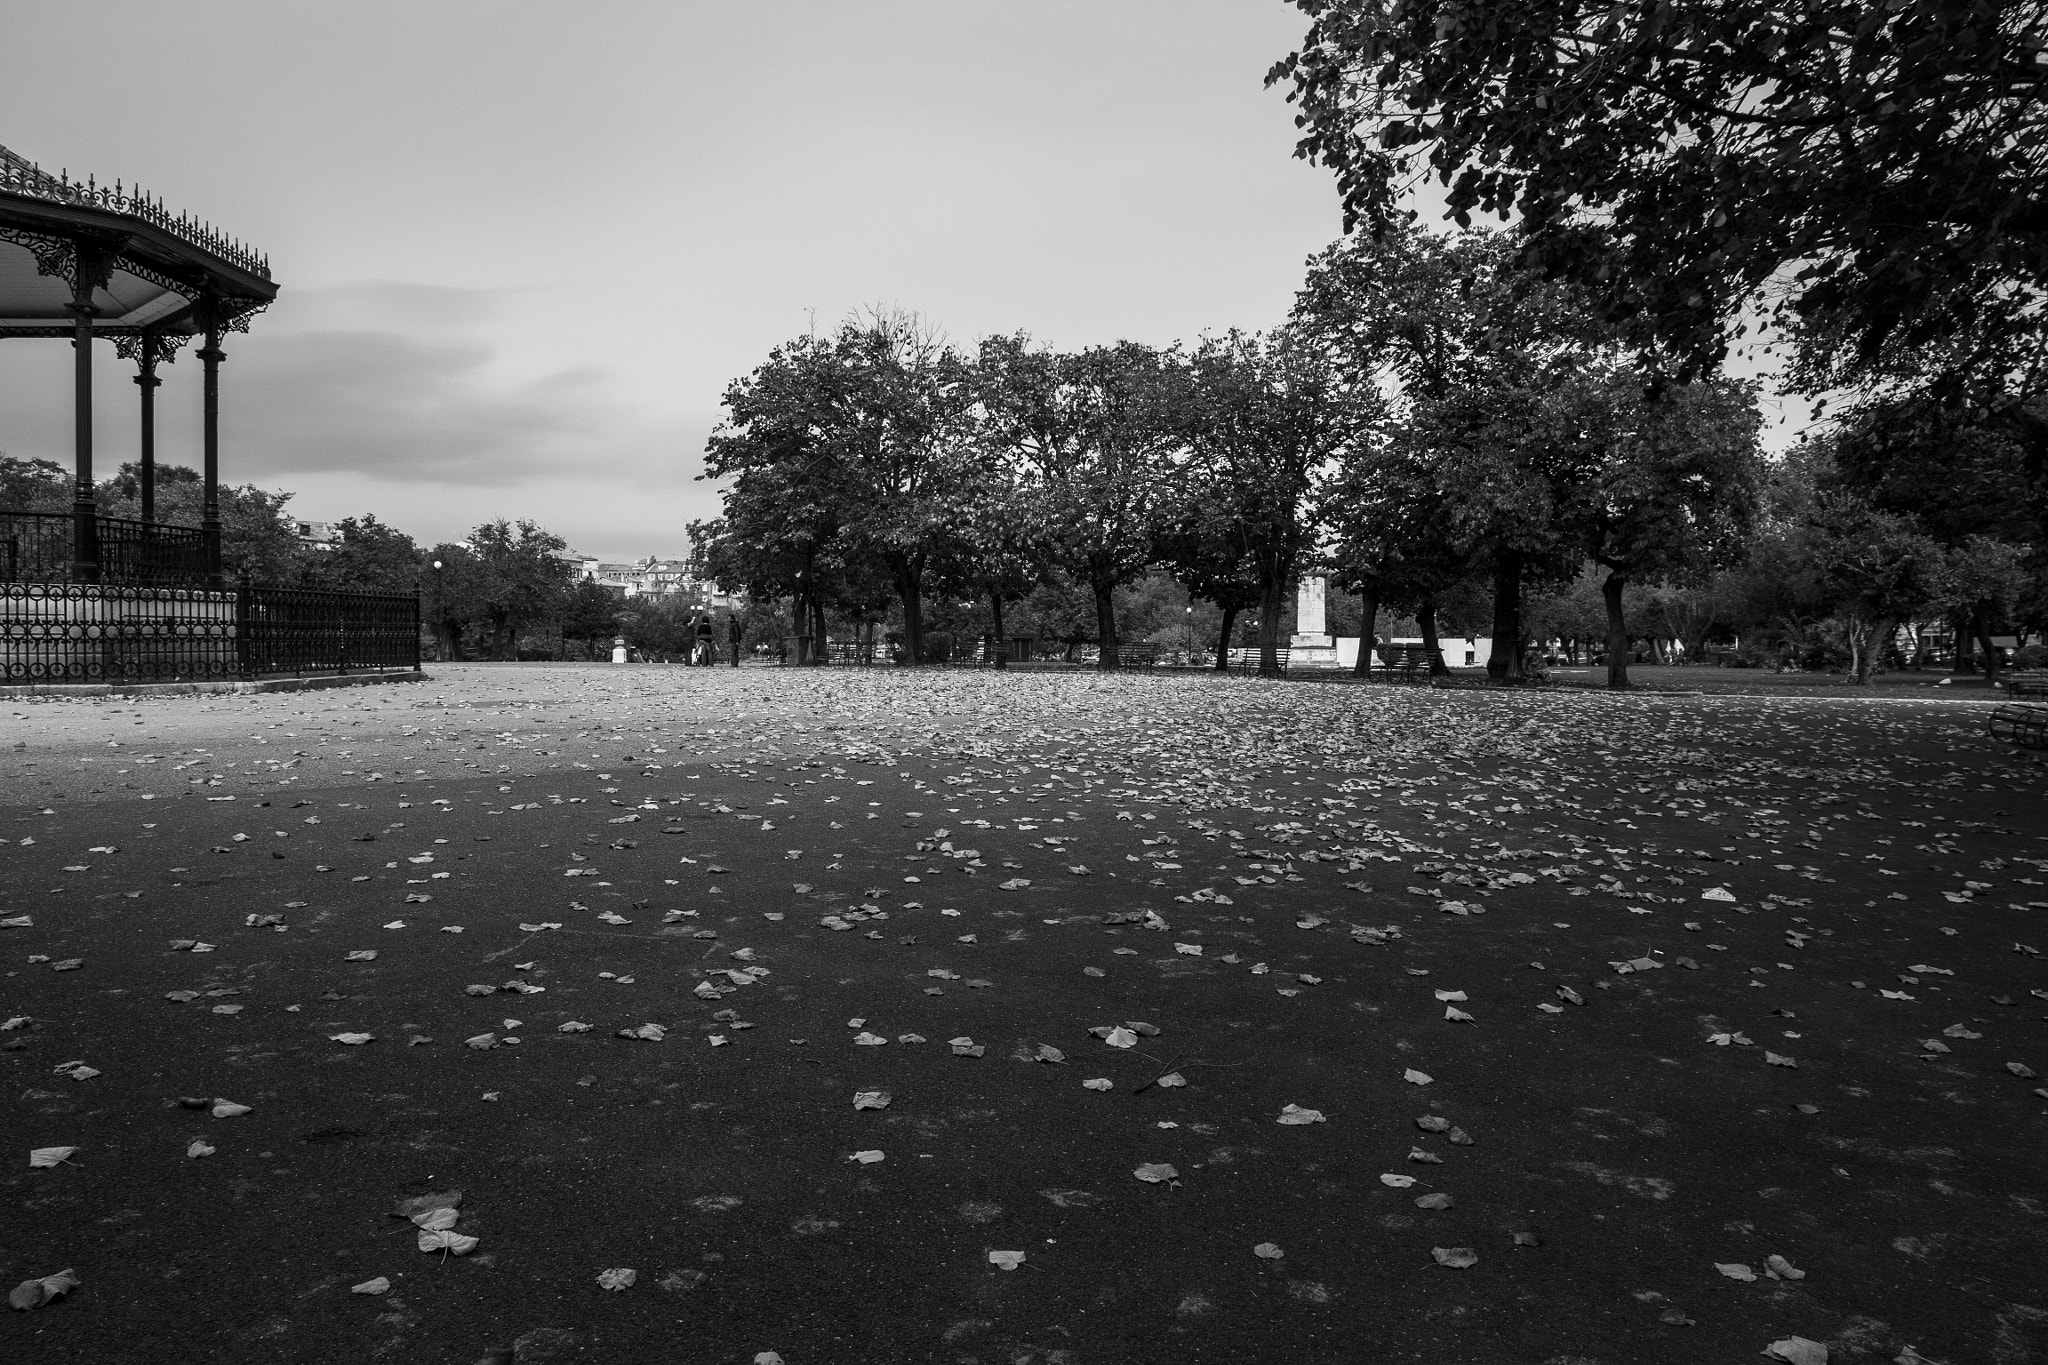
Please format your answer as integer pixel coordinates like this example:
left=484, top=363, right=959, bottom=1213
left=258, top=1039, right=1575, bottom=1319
left=1, top=145, right=417, bottom=685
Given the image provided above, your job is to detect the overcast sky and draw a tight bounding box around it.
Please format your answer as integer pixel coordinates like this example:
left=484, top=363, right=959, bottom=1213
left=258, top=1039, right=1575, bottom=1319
left=0, top=1, right=1357, bottom=559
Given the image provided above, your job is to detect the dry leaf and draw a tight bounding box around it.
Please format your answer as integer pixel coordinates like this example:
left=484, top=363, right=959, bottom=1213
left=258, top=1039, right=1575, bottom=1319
left=1102, top=1026, right=1138, bottom=1049
left=211, top=1099, right=251, bottom=1118
left=417, top=1229, right=479, bottom=1255
left=849, top=1150, right=885, bottom=1164
left=596, top=1267, right=637, bottom=1291
left=1082, top=1078, right=1113, bottom=1091
left=1762, top=1337, right=1830, bottom=1365
left=411, top=1207, right=459, bottom=1232
left=1445, top=1006, right=1476, bottom=1022
left=330, top=1033, right=374, bottom=1045
left=1764, top=1254, right=1806, bottom=1281
left=1415, top=1192, right=1454, bottom=1210
left=987, top=1250, right=1025, bottom=1271
left=1033, top=1044, right=1066, bottom=1064
left=852, top=1091, right=891, bottom=1110
left=186, top=1140, right=215, bottom=1159
left=1252, top=1242, right=1283, bottom=1260
left=1133, top=1163, right=1179, bottom=1183
left=1403, top=1069, right=1433, bottom=1085
left=345, top=950, right=378, bottom=962
left=1765, top=1052, right=1798, bottom=1068
left=1431, top=1246, right=1477, bottom=1268
left=1379, top=1173, right=1416, bottom=1188
left=1716, top=1262, right=1758, bottom=1282
left=464, top=1034, right=498, bottom=1050
left=2009, top=1062, right=2039, bottom=1079
left=8, top=1268, right=80, bottom=1311
left=1154, top=1072, right=1187, bottom=1088
left=558, top=1021, right=593, bottom=1033
left=1275, top=1104, right=1326, bottom=1125
left=351, top=1277, right=391, bottom=1295
left=28, top=1146, right=77, bottom=1168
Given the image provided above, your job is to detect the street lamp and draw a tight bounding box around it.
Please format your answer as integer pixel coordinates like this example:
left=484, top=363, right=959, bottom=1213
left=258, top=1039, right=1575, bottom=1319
left=1184, top=605, right=1194, bottom=665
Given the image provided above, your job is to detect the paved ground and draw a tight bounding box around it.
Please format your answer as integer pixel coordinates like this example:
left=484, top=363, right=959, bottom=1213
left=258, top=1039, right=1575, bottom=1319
left=3, top=664, right=2044, bottom=1364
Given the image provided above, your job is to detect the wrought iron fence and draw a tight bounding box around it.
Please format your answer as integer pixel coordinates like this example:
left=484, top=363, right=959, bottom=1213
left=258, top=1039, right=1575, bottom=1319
left=237, top=585, right=419, bottom=677
left=0, top=581, right=419, bottom=685
left=1, top=509, right=210, bottom=587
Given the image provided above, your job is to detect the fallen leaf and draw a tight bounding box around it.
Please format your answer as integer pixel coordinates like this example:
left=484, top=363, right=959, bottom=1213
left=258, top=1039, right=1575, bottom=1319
left=988, top=1250, right=1025, bottom=1271
left=1379, top=1173, right=1416, bottom=1188
left=1133, top=1162, right=1179, bottom=1183
left=1762, top=1336, right=1830, bottom=1365
left=8, top=1268, right=80, bottom=1311
left=1403, top=1069, right=1433, bottom=1086
left=1275, top=1104, right=1326, bottom=1125
left=27, top=1146, right=78, bottom=1168
left=1154, top=1072, right=1187, bottom=1088
left=1765, top=1254, right=1806, bottom=1281
left=849, top=1150, right=885, bottom=1164
left=186, top=1140, right=214, bottom=1158
left=852, top=1091, right=891, bottom=1110
left=1082, top=1078, right=1113, bottom=1091
left=1716, top=1262, right=1758, bottom=1282
left=417, top=1230, right=479, bottom=1255
left=596, top=1267, right=637, bottom=1291
left=330, top=1033, right=374, bottom=1045
left=211, top=1099, right=251, bottom=1118
left=1252, top=1242, right=1283, bottom=1260
left=351, top=1277, right=391, bottom=1295
left=411, top=1207, right=459, bottom=1232
left=1415, top=1192, right=1455, bottom=1210
left=1431, top=1246, right=1477, bottom=1268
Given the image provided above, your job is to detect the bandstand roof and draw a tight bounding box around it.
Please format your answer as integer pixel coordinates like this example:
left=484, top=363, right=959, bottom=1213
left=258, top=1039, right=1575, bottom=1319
left=0, top=145, right=277, bottom=340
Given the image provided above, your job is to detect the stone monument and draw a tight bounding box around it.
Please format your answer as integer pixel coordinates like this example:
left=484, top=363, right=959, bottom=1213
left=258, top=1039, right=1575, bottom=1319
left=1291, top=576, right=1338, bottom=664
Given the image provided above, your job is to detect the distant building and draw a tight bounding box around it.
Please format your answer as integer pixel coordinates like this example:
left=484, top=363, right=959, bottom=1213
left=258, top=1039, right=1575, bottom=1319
left=293, top=520, right=341, bottom=551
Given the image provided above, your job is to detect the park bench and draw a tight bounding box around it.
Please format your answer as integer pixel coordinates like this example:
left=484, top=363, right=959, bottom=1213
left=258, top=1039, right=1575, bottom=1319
left=1106, top=643, right=1158, bottom=671
left=1226, top=645, right=1291, bottom=676
left=1379, top=643, right=1437, bottom=682
left=2001, top=671, right=2048, bottom=699
left=1988, top=704, right=2048, bottom=749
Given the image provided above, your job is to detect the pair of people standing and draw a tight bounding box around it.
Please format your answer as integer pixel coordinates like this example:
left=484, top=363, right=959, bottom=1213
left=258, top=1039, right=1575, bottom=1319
left=685, top=612, right=743, bottom=667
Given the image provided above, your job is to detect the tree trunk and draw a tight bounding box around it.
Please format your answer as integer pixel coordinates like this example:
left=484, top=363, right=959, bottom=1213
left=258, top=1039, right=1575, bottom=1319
left=1214, top=604, right=1238, bottom=670
left=1488, top=549, right=1525, bottom=684
left=1602, top=570, right=1631, bottom=690
left=1853, top=616, right=1893, bottom=684
left=1353, top=587, right=1379, bottom=677
left=1418, top=597, right=1450, bottom=677
left=1094, top=579, right=1119, bottom=670
left=811, top=597, right=828, bottom=664
left=990, top=590, right=1007, bottom=668
left=1952, top=609, right=1977, bottom=674
left=1973, top=602, right=2001, bottom=684
left=1256, top=568, right=1286, bottom=677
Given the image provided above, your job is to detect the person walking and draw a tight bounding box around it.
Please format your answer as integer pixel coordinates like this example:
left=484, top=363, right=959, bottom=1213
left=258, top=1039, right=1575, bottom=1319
left=727, top=611, right=743, bottom=668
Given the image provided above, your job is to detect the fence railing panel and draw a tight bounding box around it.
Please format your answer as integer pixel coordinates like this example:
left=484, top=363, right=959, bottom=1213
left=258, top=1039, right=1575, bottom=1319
left=1, top=510, right=210, bottom=587
left=0, top=581, right=419, bottom=685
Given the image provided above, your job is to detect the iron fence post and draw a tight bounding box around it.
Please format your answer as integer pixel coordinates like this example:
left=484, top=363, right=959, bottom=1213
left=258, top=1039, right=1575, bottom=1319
left=235, top=581, right=252, bottom=678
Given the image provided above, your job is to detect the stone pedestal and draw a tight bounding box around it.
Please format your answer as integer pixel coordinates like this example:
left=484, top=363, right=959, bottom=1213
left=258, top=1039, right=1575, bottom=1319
left=1290, top=575, right=1339, bottom=665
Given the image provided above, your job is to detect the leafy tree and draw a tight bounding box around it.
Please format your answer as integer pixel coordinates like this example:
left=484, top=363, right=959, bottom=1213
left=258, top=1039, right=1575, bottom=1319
left=1293, top=225, right=1608, bottom=681
left=560, top=579, right=622, bottom=656
left=1269, top=1, right=2048, bottom=396
left=1152, top=477, right=1262, bottom=669
left=930, top=449, right=1052, bottom=666
left=298, top=514, right=421, bottom=595
left=421, top=543, right=493, bottom=661
left=978, top=335, right=1190, bottom=669
left=467, top=519, right=571, bottom=660
left=2, top=455, right=72, bottom=510
left=1567, top=373, right=1765, bottom=687
left=96, top=464, right=303, bottom=584
left=1810, top=496, right=1951, bottom=683
left=1183, top=328, right=1359, bottom=674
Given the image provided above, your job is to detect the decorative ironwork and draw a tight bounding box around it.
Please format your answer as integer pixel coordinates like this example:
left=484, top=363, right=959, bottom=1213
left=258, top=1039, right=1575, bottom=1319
left=0, top=223, right=73, bottom=281
left=113, top=332, right=190, bottom=365
left=2, top=509, right=208, bottom=586
left=0, top=145, right=270, bottom=280
left=0, top=581, right=419, bottom=685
